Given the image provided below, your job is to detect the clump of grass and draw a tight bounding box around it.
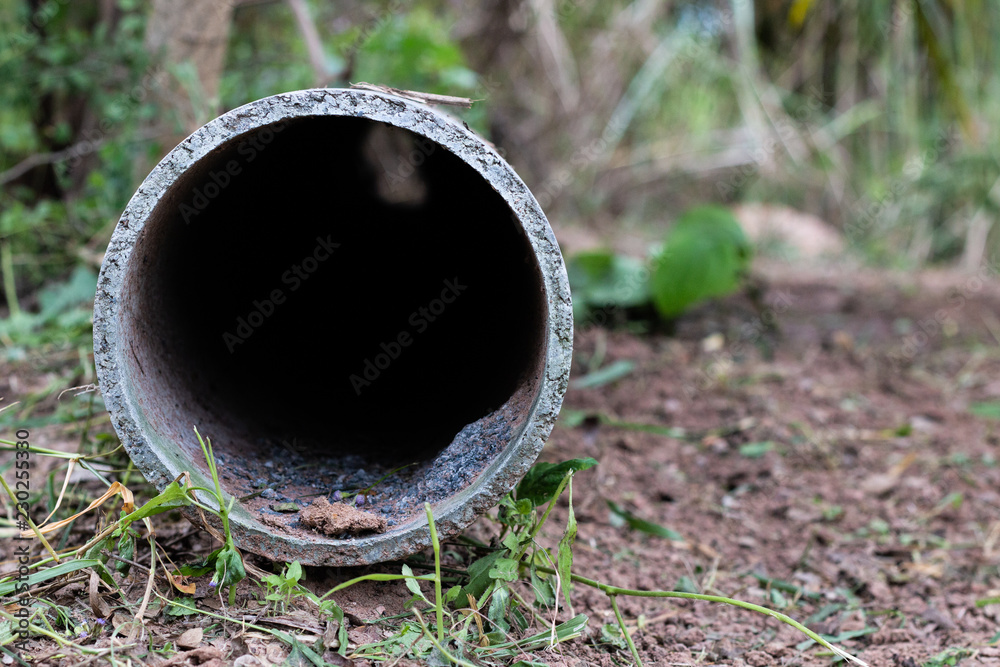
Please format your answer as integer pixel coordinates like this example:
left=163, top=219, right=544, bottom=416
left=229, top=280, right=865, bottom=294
left=1, top=432, right=869, bottom=666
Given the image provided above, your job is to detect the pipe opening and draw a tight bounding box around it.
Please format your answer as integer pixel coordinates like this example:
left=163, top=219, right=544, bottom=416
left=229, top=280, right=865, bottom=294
left=120, top=116, right=547, bottom=528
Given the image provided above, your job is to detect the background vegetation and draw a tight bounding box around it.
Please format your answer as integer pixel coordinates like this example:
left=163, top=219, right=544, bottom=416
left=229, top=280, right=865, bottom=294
left=3, top=0, right=1000, bottom=318
left=2, top=1, right=1000, bottom=664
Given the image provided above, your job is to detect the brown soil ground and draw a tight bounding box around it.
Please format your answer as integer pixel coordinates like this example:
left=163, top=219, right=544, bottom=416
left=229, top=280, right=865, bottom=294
left=3, top=258, right=1000, bottom=666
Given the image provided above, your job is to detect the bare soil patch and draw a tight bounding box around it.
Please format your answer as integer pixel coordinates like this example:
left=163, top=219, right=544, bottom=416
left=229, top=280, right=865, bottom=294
left=3, top=259, right=999, bottom=665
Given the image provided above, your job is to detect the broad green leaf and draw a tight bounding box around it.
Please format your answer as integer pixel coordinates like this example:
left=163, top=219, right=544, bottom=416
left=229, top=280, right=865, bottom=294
left=650, top=205, right=751, bottom=318
left=600, top=622, right=629, bottom=650
left=606, top=500, right=684, bottom=541
left=488, top=584, right=511, bottom=632
left=530, top=569, right=556, bottom=610
left=459, top=551, right=503, bottom=603
left=177, top=547, right=218, bottom=578
left=115, top=480, right=193, bottom=533
left=165, top=596, right=199, bottom=616
left=36, top=266, right=97, bottom=321
left=213, top=545, right=246, bottom=604
left=566, top=250, right=650, bottom=321
left=445, top=585, right=462, bottom=604
left=286, top=561, right=303, bottom=584
left=516, top=458, right=598, bottom=507
left=488, top=557, right=519, bottom=582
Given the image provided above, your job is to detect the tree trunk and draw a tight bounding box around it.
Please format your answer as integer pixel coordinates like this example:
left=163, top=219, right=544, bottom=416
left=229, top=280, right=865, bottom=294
left=144, top=0, right=234, bottom=148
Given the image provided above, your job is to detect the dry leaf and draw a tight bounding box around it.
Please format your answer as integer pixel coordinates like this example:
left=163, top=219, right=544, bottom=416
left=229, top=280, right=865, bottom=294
left=88, top=571, right=112, bottom=619
left=20, top=481, right=135, bottom=537
left=165, top=569, right=196, bottom=595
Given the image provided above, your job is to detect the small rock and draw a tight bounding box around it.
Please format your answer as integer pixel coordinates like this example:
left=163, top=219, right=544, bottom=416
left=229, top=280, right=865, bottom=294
left=177, top=627, right=203, bottom=649
left=701, top=332, right=725, bottom=353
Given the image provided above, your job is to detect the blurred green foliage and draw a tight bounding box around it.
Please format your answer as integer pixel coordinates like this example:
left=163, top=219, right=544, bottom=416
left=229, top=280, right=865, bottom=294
left=3, top=0, right=1000, bottom=349
left=567, top=205, right=751, bottom=323
left=1, top=0, right=482, bottom=348
left=1, top=0, right=153, bottom=320
left=650, top=205, right=751, bottom=318
left=566, top=250, right=648, bottom=321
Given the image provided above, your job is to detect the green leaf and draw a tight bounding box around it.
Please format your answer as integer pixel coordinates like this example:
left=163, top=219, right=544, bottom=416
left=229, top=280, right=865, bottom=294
left=460, top=551, right=503, bottom=603
left=488, top=584, right=511, bottom=632
left=286, top=561, right=303, bottom=584
left=600, top=622, right=629, bottom=650
left=479, top=614, right=589, bottom=656
left=769, top=588, right=788, bottom=608
left=969, top=402, right=1000, bottom=419
left=752, top=573, right=822, bottom=600
left=115, top=531, right=135, bottom=575
left=559, top=409, right=588, bottom=427
left=650, top=205, right=751, bottom=318
left=0, top=558, right=105, bottom=597
left=401, top=563, right=428, bottom=602
left=569, top=360, right=635, bottom=390
left=566, top=250, right=650, bottom=321
left=674, top=575, right=699, bottom=593
left=557, top=477, right=577, bottom=609
left=115, top=480, right=193, bottom=533
left=488, top=557, right=519, bottom=583
left=530, top=570, right=556, bottom=610
left=165, top=596, right=199, bottom=616
left=739, top=441, right=776, bottom=458
left=177, top=547, right=219, bottom=578
left=213, top=544, right=246, bottom=604
left=36, top=266, right=97, bottom=321
left=606, top=501, right=684, bottom=541
left=794, top=626, right=878, bottom=651
left=516, top=458, right=598, bottom=507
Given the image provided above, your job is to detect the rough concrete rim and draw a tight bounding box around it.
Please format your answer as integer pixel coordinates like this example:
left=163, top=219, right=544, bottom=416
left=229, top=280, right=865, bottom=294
left=93, top=88, right=574, bottom=566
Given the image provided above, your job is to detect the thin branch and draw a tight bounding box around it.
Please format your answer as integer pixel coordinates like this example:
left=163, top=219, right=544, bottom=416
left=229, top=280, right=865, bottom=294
left=0, top=129, right=167, bottom=186
left=0, top=143, right=94, bottom=186
left=285, top=0, right=330, bottom=86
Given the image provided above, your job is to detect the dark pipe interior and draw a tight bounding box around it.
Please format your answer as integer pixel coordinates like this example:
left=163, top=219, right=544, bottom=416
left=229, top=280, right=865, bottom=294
left=122, top=116, right=546, bottom=511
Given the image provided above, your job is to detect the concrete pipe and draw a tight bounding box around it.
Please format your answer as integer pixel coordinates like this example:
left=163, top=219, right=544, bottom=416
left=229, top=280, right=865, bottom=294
left=93, top=88, right=573, bottom=566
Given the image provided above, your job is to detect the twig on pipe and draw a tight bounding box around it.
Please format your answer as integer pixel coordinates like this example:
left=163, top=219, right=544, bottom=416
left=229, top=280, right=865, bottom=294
left=351, top=82, right=474, bottom=109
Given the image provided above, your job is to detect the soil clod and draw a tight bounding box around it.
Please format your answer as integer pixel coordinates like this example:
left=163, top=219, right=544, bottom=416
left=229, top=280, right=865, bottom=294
left=301, top=497, right=388, bottom=536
